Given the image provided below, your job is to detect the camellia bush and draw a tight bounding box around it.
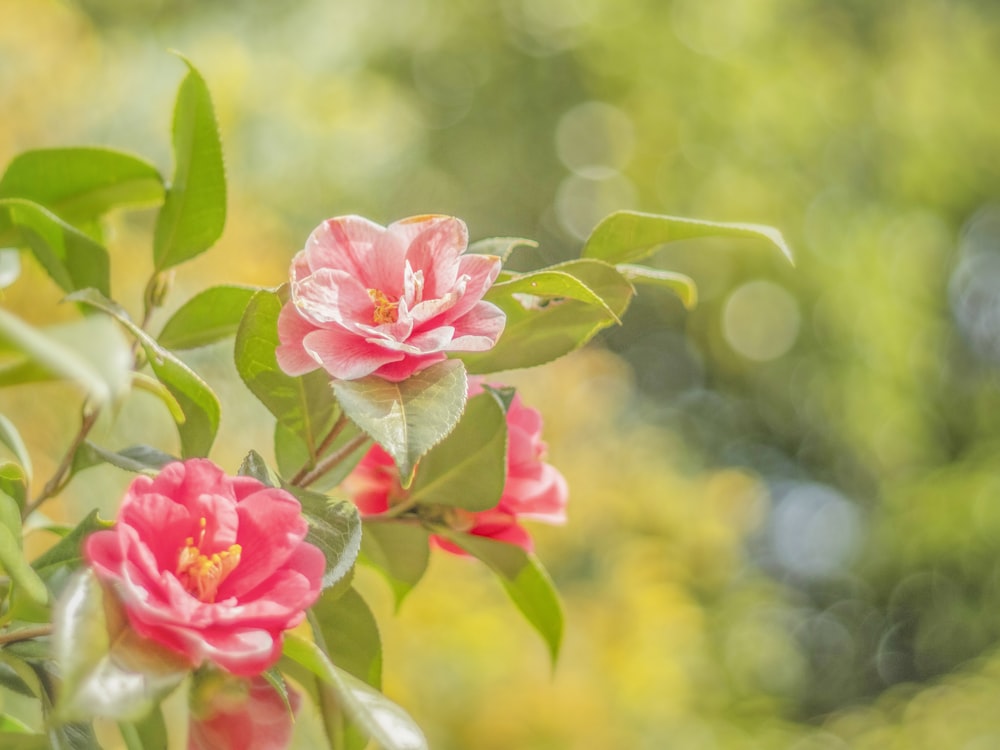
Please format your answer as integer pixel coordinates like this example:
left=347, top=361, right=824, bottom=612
left=0, top=56, right=790, bottom=749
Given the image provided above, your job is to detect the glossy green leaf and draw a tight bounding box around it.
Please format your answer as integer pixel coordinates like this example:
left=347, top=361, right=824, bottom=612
left=407, top=391, right=507, bottom=511
left=283, top=634, right=427, bottom=750
left=30, top=509, right=112, bottom=581
left=153, top=56, right=226, bottom=271
left=72, top=441, right=176, bottom=477
left=237, top=449, right=278, bottom=487
left=467, top=236, right=537, bottom=264
left=359, top=522, right=430, bottom=608
left=53, top=570, right=188, bottom=722
left=311, top=587, right=382, bottom=688
left=158, top=285, right=257, bottom=350
left=0, top=308, right=130, bottom=406
left=461, top=259, right=634, bottom=374
left=68, top=288, right=221, bottom=457
left=234, top=289, right=337, bottom=468
left=0, top=415, right=31, bottom=481
left=490, top=267, right=621, bottom=321
left=332, top=359, right=467, bottom=480
left=616, top=264, right=698, bottom=309
left=582, top=209, right=794, bottom=266
left=286, top=487, right=362, bottom=590
left=0, top=520, right=48, bottom=607
left=0, top=147, right=163, bottom=227
left=0, top=198, right=110, bottom=296
left=439, top=531, right=563, bottom=663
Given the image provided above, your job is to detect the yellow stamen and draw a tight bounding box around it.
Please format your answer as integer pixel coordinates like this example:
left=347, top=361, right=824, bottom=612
left=367, top=288, right=399, bottom=325
left=176, top=517, right=242, bottom=603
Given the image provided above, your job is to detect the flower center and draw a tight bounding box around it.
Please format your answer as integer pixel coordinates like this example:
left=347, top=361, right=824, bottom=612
left=367, top=288, right=399, bottom=325
left=176, top=517, right=242, bottom=603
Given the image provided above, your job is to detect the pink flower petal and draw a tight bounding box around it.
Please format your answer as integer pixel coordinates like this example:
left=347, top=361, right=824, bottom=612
left=302, top=328, right=406, bottom=380
left=276, top=303, right=321, bottom=377
left=445, top=302, right=507, bottom=351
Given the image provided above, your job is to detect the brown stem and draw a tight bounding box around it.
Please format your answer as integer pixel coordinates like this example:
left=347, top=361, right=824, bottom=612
left=289, top=413, right=350, bottom=486
left=22, top=407, right=100, bottom=520
left=292, top=433, right=370, bottom=489
left=0, top=624, right=53, bottom=646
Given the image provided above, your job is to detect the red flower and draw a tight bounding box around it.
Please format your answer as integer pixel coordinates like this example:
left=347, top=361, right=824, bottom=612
left=85, top=460, right=325, bottom=676
left=276, top=214, right=505, bottom=382
left=344, top=382, right=568, bottom=552
left=188, top=673, right=300, bottom=750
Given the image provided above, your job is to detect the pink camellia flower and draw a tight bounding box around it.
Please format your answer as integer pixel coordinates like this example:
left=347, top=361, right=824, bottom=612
left=188, top=673, right=300, bottom=750
left=84, top=459, right=326, bottom=676
left=276, top=214, right=506, bottom=382
left=344, top=381, right=568, bottom=552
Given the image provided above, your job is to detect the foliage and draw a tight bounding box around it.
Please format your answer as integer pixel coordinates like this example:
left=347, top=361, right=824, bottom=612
left=0, top=52, right=789, bottom=748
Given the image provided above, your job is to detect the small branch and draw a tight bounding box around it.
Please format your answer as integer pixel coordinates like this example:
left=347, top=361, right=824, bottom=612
left=289, top=414, right=350, bottom=486
left=23, top=407, right=100, bottom=520
left=292, top=433, right=369, bottom=489
left=0, top=624, right=53, bottom=646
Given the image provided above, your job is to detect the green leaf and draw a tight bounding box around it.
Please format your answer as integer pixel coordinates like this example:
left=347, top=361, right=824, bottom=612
left=489, top=267, right=621, bottom=322
left=460, top=259, right=634, bottom=374
left=158, top=285, right=257, bottom=350
left=0, top=198, right=110, bottom=296
left=439, top=531, right=563, bottom=663
left=153, top=56, right=226, bottom=271
left=467, top=236, right=537, bottom=264
left=616, top=264, right=698, bottom=309
left=118, top=706, right=169, bottom=750
left=283, top=634, right=427, bottom=750
left=0, top=307, right=130, bottom=406
left=72, top=441, right=176, bottom=477
left=359, top=522, right=430, bottom=608
left=234, top=289, right=336, bottom=468
left=0, top=147, right=164, bottom=227
left=407, top=391, right=507, bottom=511
left=582, top=209, right=794, bottom=266
left=53, top=570, right=188, bottom=722
left=237, top=449, right=278, bottom=487
left=286, top=487, right=362, bottom=590
left=311, top=587, right=382, bottom=688
left=68, top=288, right=221, bottom=458
left=30, top=509, right=112, bottom=582
left=0, top=415, right=31, bottom=481
left=332, top=359, right=468, bottom=480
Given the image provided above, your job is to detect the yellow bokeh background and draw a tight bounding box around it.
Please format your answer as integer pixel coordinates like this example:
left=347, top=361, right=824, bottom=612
left=5, top=0, right=1000, bottom=746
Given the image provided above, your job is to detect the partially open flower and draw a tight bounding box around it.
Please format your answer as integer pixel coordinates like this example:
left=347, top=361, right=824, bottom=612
left=344, top=381, right=568, bottom=552
left=85, top=459, right=325, bottom=676
left=188, top=672, right=300, bottom=750
left=276, top=214, right=506, bottom=382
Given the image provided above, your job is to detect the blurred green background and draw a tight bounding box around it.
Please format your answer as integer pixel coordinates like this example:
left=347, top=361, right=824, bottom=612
left=4, top=0, right=1000, bottom=747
